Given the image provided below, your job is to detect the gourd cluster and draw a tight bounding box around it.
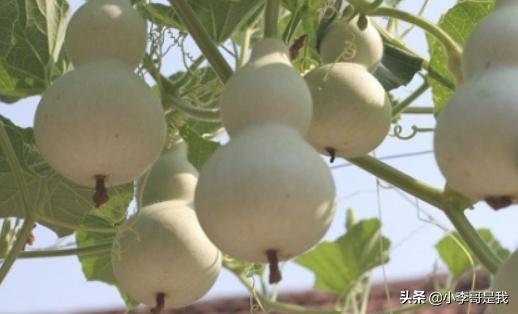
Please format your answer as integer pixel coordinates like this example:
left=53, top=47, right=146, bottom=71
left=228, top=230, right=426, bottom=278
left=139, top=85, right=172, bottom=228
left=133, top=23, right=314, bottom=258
left=34, top=0, right=166, bottom=207
left=434, top=0, right=518, bottom=209
left=31, top=0, right=399, bottom=311
left=306, top=15, right=392, bottom=160
left=34, top=0, right=221, bottom=311
left=195, top=37, right=337, bottom=284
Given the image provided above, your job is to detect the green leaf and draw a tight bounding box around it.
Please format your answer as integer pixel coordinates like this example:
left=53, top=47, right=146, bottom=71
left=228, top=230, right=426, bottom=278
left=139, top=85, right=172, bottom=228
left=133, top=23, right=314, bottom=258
left=426, top=0, right=494, bottom=113
left=138, top=3, right=180, bottom=28
left=373, top=43, right=422, bottom=91
left=141, top=1, right=265, bottom=43
left=0, top=116, right=133, bottom=237
left=180, top=125, right=220, bottom=171
left=435, top=228, right=509, bottom=279
left=0, top=0, right=69, bottom=103
left=295, top=218, right=390, bottom=295
left=76, top=215, right=139, bottom=309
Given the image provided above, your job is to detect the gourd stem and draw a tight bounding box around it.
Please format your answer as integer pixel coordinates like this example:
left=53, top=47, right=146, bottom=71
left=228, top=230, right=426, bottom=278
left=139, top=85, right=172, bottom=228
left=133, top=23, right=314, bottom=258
left=238, top=28, right=253, bottom=67
left=369, top=7, right=463, bottom=82
left=264, top=0, right=281, bottom=38
left=266, top=249, right=281, bottom=284
left=0, top=218, right=35, bottom=284
left=93, top=175, right=109, bottom=208
left=151, top=293, right=165, bottom=314
left=392, top=80, right=429, bottom=117
left=325, top=147, right=336, bottom=163
left=169, top=0, right=233, bottom=83
left=16, top=242, right=113, bottom=259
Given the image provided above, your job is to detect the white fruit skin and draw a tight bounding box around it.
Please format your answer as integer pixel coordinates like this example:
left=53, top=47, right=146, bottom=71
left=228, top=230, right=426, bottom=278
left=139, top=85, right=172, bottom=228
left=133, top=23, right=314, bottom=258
left=34, top=60, right=166, bottom=187
left=65, top=0, right=147, bottom=68
left=485, top=249, right=518, bottom=314
left=112, top=201, right=222, bottom=309
left=195, top=124, right=336, bottom=263
left=248, top=38, right=291, bottom=67
left=434, top=68, right=518, bottom=201
left=220, top=38, right=313, bottom=137
left=319, top=17, right=384, bottom=70
left=463, top=6, right=518, bottom=79
left=305, top=63, right=391, bottom=158
left=137, top=140, right=198, bottom=207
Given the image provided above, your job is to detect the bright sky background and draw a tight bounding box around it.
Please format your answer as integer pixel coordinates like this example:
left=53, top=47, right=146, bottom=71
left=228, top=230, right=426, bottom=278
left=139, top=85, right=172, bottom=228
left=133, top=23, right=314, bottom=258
left=2, top=1, right=518, bottom=313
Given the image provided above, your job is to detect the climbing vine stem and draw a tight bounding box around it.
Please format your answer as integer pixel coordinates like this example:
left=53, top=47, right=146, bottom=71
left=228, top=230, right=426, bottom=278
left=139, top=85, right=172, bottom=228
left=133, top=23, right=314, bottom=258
left=391, top=80, right=429, bottom=117
left=0, top=120, right=38, bottom=284
left=347, top=155, right=501, bottom=274
left=264, top=0, right=281, bottom=38
left=169, top=0, right=233, bottom=83
left=0, top=218, right=35, bottom=283
left=17, top=243, right=113, bottom=259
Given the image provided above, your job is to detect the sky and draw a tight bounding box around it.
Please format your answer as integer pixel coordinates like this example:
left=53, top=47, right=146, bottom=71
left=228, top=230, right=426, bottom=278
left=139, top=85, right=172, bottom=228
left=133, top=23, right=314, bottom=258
left=2, top=0, right=518, bottom=313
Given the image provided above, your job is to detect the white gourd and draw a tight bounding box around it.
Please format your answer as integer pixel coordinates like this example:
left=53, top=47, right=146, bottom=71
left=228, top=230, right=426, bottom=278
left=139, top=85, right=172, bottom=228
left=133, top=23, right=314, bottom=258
left=485, top=249, right=518, bottom=314
left=113, top=141, right=221, bottom=310
left=112, top=201, right=222, bottom=310
left=219, top=38, right=313, bottom=137
left=305, top=63, right=391, bottom=158
left=195, top=124, right=336, bottom=281
left=65, top=0, right=147, bottom=68
left=34, top=60, right=166, bottom=190
left=319, top=16, right=384, bottom=70
left=434, top=67, right=518, bottom=204
left=137, top=140, right=198, bottom=208
left=463, top=4, right=518, bottom=78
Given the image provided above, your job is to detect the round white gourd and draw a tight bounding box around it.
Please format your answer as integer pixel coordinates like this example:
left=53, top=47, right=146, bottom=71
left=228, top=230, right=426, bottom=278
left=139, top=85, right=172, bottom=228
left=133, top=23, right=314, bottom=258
left=319, top=16, right=384, bottom=70
left=65, top=0, right=147, bottom=68
left=137, top=140, right=198, bottom=208
left=485, top=249, right=518, bottom=314
left=34, top=59, right=166, bottom=188
left=112, top=201, right=222, bottom=309
left=463, top=5, right=518, bottom=78
left=305, top=63, right=391, bottom=158
left=434, top=67, right=518, bottom=202
left=195, top=124, right=336, bottom=264
left=220, top=38, right=313, bottom=137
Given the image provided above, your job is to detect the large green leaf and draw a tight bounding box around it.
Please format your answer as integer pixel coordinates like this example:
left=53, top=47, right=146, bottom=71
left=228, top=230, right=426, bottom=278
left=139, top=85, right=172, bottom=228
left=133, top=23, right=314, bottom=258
left=180, top=125, right=220, bottom=171
left=426, top=0, right=493, bottom=113
left=76, top=215, right=139, bottom=308
left=435, top=228, right=509, bottom=279
left=295, top=218, right=390, bottom=295
left=141, top=0, right=265, bottom=43
left=0, top=0, right=69, bottom=103
left=373, top=43, right=422, bottom=91
left=0, top=116, right=133, bottom=237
